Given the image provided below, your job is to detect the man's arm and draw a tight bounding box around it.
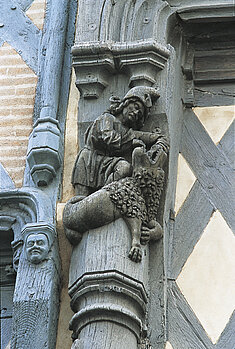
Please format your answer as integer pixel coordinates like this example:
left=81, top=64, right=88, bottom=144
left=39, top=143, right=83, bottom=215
left=133, top=130, right=165, bottom=146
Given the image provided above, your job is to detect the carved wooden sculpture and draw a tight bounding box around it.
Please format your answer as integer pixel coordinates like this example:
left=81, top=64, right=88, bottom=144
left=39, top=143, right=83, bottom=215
left=63, top=86, right=169, bottom=262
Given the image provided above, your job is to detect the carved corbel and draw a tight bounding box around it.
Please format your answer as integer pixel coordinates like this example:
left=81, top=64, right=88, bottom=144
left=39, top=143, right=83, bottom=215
left=10, top=221, right=60, bottom=349
left=72, top=42, right=115, bottom=99
left=113, top=40, right=170, bottom=87
left=181, top=45, right=195, bottom=107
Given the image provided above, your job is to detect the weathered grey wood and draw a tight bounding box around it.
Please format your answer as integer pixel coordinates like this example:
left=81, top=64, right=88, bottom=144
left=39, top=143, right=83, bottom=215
left=167, top=281, right=214, bottom=349
left=181, top=108, right=234, bottom=231
left=73, top=322, right=137, bottom=349
left=39, top=0, right=70, bottom=118
left=26, top=0, right=72, bottom=187
left=218, top=120, right=235, bottom=168
left=174, top=0, right=235, bottom=23
left=0, top=0, right=39, bottom=72
left=0, top=189, right=60, bottom=349
left=194, top=84, right=235, bottom=107
left=69, top=219, right=149, bottom=287
left=169, top=180, right=214, bottom=279
left=11, top=257, right=60, bottom=349
left=215, top=310, right=235, bottom=349
left=148, top=239, right=165, bottom=347
left=68, top=219, right=149, bottom=349
left=194, top=49, right=235, bottom=83
left=67, top=2, right=235, bottom=349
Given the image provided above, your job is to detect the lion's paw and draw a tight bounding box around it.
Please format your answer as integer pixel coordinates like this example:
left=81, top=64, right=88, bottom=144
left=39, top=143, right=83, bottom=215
left=128, top=245, right=142, bottom=263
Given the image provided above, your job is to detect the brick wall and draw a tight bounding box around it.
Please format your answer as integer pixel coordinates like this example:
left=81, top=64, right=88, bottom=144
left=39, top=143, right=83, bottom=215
left=0, top=0, right=46, bottom=188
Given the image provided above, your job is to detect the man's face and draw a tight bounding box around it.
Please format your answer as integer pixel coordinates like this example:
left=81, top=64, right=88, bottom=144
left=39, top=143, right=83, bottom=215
left=122, top=100, right=145, bottom=129
left=26, top=233, right=49, bottom=264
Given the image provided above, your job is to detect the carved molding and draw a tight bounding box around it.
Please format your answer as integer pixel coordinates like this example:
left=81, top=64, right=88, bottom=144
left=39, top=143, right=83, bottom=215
left=72, top=40, right=170, bottom=98
left=72, top=42, right=115, bottom=99
left=27, top=116, right=63, bottom=186
left=113, top=40, right=170, bottom=87
left=69, top=271, right=148, bottom=341
left=177, top=3, right=235, bottom=22
left=25, top=0, right=71, bottom=187
left=0, top=188, right=55, bottom=269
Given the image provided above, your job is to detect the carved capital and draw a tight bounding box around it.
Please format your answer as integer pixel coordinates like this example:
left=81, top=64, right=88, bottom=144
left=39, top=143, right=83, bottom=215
left=27, top=113, right=63, bottom=186
left=113, top=40, right=170, bottom=87
left=72, top=40, right=170, bottom=98
left=72, top=42, right=115, bottom=99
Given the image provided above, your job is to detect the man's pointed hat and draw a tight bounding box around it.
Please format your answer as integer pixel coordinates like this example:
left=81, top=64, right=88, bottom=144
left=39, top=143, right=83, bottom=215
left=123, top=86, right=160, bottom=117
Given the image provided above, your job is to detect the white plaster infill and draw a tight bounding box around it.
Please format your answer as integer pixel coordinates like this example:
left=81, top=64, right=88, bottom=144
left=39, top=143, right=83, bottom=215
left=165, top=341, right=174, bottom=349
left=174, top=153, right=196, bottom=215
left=193, top=106, right=235, bottom=145
left=177, top=210, right=235, bottom=344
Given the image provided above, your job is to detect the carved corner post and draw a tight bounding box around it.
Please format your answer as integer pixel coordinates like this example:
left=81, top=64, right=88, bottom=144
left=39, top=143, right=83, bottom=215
left=63, top=2, right=171, bottom=348
left=0, top=189, right=60, bottom=349
left=64, top=68, right=169, bottom=349
left=64, top=104, right=169, bottom=348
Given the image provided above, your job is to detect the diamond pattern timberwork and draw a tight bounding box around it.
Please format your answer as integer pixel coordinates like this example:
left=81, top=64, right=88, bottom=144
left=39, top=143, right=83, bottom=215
left=174, top=153, right=196, bottom=215
left=177, top=210, right=235, bottom=344
left=168, top=107, right=235, bottom=349
left=193, top=106, right=234, bottom=145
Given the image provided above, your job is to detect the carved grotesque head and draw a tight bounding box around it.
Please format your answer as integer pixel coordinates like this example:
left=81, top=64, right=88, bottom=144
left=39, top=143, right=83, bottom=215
left=25, top=233, right=50, bottom=264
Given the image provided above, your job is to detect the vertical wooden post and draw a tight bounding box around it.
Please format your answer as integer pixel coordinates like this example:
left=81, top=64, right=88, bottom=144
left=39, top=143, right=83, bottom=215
left=68, top=219, right=149, bottom=348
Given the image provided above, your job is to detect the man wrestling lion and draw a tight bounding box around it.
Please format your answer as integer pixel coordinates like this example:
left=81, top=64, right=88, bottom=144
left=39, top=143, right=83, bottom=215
left=63, top=86, right=169, bottom=262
